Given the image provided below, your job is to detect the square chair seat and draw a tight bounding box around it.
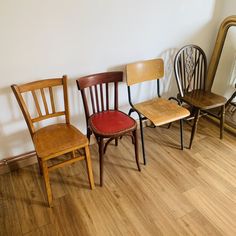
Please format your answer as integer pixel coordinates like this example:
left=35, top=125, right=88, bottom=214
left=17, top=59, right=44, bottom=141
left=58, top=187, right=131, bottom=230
left=89, top=110, right=136, bottom=137
left=33, top=123, right=88, bottom=160
left=134, top=98, right=190, bottom=126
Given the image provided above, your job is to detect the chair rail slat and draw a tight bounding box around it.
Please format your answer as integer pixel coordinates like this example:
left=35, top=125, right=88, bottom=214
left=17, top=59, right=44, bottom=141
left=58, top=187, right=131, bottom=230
left=31, top=90, right=42, bottom=117
left=106, top=83, right=109, bottom=110
left=40, top=88, right=49, bottom=115
left=32, top=111, right=65, bottom=123
left=95, top=85, right=100, bottom=112
left=89, top=87, right=96, bottom=114
left=49, top=87, right=55, bottom=113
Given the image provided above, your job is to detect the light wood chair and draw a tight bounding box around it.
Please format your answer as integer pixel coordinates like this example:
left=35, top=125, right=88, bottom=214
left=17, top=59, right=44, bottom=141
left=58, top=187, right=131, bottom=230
left=11, top=76, right=95, bottom=207
left=77, top=72, right=140, bottom=186
left=126, top=59, right=190, bottom=164
left=174, top=45, right=227, bottom=148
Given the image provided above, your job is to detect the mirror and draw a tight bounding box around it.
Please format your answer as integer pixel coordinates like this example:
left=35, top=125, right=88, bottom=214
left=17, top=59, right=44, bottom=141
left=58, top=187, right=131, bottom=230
left=207, top=16, right=236, bottom=133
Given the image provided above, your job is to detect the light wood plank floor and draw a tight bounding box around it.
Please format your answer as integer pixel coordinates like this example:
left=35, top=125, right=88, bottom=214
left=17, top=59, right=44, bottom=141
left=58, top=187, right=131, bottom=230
left=1, top=119, right=236, bottom=236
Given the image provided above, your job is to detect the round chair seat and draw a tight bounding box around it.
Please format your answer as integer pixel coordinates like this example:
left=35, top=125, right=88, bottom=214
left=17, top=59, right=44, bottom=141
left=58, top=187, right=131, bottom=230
left=89, top=110, right=136, bottom=137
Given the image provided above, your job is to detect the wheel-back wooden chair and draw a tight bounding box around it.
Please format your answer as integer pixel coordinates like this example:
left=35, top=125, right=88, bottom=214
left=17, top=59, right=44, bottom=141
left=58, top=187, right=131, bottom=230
left=174, top=45, right=227, bottom=148
left=11, top=75, right=95, bottom=207
left=76, top=72, right=140, bottom=186
left=126, top=59, right=190, bottom=164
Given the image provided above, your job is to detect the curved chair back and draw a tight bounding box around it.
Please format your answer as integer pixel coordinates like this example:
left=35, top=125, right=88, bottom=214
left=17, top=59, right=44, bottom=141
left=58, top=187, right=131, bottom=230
left=77, top=71, right=123, bottom=121
left=174, top=45, right=207, bottom=97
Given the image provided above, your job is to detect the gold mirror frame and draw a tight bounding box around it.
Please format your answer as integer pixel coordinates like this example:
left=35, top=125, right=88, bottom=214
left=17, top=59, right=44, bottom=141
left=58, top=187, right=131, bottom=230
left=207, top=15, right=236, bottom=90
left=207, top=15, right=236, bottom=134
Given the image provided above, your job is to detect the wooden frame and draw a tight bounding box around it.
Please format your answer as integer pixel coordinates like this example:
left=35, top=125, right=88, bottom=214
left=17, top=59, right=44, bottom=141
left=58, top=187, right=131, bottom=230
left=206, top=15, right=236, bottom=134
left=77, top=72, right=140, bottom=186
left=207, top=15, right=236, bottom=90
left=174, top=45, right=227, bottom=148
left=11, top=76, right=95, bottom=207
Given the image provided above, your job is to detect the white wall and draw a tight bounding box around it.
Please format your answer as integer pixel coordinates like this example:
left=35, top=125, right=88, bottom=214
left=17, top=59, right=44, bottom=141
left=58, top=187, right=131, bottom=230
left=0, top=0, right=221, bottom=160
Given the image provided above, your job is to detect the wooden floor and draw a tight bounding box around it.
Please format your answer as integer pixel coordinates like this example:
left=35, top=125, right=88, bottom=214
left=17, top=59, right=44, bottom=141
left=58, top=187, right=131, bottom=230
left=1, top=119, right=236, bottom=236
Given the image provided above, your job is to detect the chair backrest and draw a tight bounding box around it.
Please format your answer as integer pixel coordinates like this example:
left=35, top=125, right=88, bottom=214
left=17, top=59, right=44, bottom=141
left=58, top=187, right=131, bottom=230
left=76, top=71, right=123, bottom=121
left=11, top=75, right=70, bottom=137
left=174, top=44, right=207, bottom=97
left=126, top=58, right=164, bottom=86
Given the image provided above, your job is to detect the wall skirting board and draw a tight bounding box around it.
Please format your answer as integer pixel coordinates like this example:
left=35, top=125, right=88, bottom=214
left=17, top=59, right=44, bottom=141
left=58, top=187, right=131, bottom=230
left=0, top=151, right=37, bottom=175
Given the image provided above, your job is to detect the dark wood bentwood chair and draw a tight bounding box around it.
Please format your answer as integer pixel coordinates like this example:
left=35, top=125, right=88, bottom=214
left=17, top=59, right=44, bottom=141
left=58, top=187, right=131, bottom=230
left=77, top=72, right=141, bottom=186
left=11, top=76, right=95, bottom=207
left=174, top=44, right=227, bottom=148
left=126, top=59, right=190, bottom=164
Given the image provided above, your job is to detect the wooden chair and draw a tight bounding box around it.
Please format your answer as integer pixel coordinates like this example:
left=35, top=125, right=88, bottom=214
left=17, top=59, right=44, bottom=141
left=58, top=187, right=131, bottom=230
left=126, top=59, right=190, bottom=164
left=76, top=72, right=140, bottom=186
left=11, top=76, right=95, bottom=207
left=174, top=45, right=227, bottom=148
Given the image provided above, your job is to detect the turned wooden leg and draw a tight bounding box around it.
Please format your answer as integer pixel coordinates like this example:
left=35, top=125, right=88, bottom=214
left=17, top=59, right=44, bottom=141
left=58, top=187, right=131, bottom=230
left=98, top=138, right=104, bottom=186
left=37, top=156, right=43, bottom=176
left=133, top=130, right=141, bottom=171
left=87, top=128, right=92, bottom=142
left=220, top=105, right=225, bottom=139
left=189, top=109, right=200, bottom=149
left=42, top=160, right=53, bottom=207
left=115, top=138, right=118, bottom=146
left=84, top=145, right=95, bottom=190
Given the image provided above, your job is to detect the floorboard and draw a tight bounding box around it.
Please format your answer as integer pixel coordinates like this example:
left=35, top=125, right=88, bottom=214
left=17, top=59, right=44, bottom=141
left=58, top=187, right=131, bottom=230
left=0, top=118, right=236, bottom=236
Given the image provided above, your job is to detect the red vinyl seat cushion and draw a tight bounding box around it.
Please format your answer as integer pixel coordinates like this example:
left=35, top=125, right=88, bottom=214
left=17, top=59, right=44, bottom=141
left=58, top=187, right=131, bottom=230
left=89, top=110, right=136, bottom=136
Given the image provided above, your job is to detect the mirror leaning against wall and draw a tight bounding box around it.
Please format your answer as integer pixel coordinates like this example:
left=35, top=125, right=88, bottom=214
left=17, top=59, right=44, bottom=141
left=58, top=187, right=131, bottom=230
left=207, top=15, right=236, bottom=133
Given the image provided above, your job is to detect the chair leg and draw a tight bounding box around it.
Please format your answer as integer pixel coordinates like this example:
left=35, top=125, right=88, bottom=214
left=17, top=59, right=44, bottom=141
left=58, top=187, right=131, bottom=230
left=98, top=138, right=104, bottom=186
left=87, top=128, right=91, bottom=142
left=138, top=114, right=146, bottom=165
left=115, top=138, right=118, bottom=146
left=189, top=109, right=200, bottom=149
left=71, top=150, right=76, bottom=158
left=220, top=105, right=225, bottom=139
left=84, top=145, right=95, bottom=190
left=37, top=156, right=43, bottom=176
left=128, top=108, right=134, bottom=116
left=41, top=160, right=52, bottom=207
left=133, top=130, right=141, bottom=171
left=180, top=119, right=184, bottom=150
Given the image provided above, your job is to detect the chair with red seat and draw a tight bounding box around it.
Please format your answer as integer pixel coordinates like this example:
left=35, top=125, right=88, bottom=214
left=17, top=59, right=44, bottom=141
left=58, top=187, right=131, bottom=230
left=76, top=72, right=141, bottom=186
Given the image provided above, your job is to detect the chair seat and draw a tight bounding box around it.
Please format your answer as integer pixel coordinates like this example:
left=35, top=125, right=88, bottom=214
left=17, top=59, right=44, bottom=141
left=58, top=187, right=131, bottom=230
left=33, top=123, right=88, bottom=159
left=134, top=98, right=190, bottom=126
left=89, top=110, right=136, bottom=137
left=182, top=90, right=227, bottom=109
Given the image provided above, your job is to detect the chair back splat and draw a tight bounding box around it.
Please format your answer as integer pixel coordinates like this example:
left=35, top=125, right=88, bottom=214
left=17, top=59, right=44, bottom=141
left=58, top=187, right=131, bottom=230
left=126, top=58, right=164, bottom=86
left=174, top=44, right=207, bottom=97
left=77, top=72, right=122, bottom=119
left=11, top=76, right=70, bottom=137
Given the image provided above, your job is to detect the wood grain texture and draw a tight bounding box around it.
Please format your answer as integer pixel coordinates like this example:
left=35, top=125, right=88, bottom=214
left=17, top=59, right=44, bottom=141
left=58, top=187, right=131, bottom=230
left=126, top=58, right=164, bottom=85
left=1, top=118, right=236, bottom=236
left=182, top=90, right=227, bottom=109
left=134, top=97, right=190, bottom=126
